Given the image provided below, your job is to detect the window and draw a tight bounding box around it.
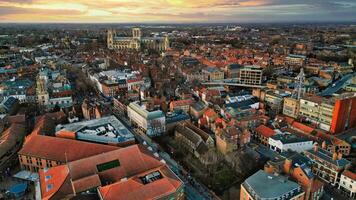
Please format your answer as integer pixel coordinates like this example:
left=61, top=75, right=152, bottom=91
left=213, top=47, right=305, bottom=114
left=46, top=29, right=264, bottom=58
left=45, top=175, right=51, bottom=182
left=46, top=184, right=53, bottom=192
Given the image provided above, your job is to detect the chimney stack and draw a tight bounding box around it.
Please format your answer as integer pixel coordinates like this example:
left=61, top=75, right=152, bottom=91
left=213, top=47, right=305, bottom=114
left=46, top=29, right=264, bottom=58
left=321, top=141, right=326, bottom=149
left=283, top=159, right=293, bottom=174
left=337, top=152, right=343, bottom=160
left=332, top=152, right=338, bottom=161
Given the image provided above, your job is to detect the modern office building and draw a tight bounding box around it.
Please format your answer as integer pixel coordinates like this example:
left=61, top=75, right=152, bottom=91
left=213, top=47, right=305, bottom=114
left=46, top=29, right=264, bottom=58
left=107, top=28, right=169, bottom=51
left=240, top=170, right=305, bottom=200
left=238, top=65, right=263, bottom=85
left=55, top=116, right=135, bottom=146
left=299, top=94, right=356, bottom=134
left=127, top=101, right=166, bottom=137
left=264, top=90, right=291, bottom=115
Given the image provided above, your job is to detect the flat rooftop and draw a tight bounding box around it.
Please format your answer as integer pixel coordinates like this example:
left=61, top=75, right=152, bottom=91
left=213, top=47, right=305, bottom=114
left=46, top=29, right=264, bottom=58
left=56, top=116, right=135, bottom=144
left=243, top=170, right=302, bottom=199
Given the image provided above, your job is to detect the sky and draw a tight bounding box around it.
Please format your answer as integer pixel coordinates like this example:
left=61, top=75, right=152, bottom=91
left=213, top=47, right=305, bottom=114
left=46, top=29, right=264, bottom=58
left=0, top=0, right=355, bottom=23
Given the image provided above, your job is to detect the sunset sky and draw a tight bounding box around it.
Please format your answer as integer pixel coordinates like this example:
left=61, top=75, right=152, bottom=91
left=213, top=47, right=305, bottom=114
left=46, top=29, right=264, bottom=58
left=0, top=0, right=355, bottom=23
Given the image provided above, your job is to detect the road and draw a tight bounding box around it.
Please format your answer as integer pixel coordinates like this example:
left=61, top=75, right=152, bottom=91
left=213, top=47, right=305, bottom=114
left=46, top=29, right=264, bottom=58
left=202, top=78, right=266, bottom=88
left=111, top=110, right=216, bottom=200
left=320, top=72, right=356, bottom=96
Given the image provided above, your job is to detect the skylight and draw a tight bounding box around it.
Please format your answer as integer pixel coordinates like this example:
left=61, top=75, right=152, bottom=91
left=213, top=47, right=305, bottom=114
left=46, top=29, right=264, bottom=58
left=140, top=171, right=163, bottom=184
left=45, top=175, right=52, bottom=182
left=46, top=184, right=53, bottom=192
left=96, top=159, right=120, bottom=172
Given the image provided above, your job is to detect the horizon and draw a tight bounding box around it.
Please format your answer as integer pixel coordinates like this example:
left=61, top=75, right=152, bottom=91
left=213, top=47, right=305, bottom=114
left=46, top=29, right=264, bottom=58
left=0, top=0, right=355, bottom=23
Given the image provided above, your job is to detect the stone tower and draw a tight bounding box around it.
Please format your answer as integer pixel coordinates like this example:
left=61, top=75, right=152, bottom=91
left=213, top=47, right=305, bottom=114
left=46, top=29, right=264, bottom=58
left=132, top=28, right=142, bottom=40
left=36, top=75, right=49, bottom=106
left=107, top=29, right=116, bottom=49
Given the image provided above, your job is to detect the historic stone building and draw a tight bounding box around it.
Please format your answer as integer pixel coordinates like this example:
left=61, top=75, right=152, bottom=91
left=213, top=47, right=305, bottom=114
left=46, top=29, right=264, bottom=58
left=107, top=28, right=169, bottom=51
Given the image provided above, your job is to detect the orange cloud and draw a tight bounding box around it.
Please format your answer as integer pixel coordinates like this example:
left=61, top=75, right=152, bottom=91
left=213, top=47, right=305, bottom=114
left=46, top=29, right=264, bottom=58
left=0, top=0, right=354, bottom=23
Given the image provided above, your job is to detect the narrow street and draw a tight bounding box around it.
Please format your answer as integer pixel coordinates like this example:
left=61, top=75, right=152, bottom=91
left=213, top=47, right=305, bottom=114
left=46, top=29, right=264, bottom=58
left=112, top=110, right=217, bottom=200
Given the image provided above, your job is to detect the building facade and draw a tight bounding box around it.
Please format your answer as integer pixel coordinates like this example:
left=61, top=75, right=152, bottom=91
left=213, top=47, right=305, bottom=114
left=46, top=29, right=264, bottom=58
left=238, top=65, right=263, bottom=85
left=240, top=170, right=305, bottom=200
left=338, top=170, right=356, bottom=198
left=304, top=147, right=351, bottom=186
left=299, top=94, right=356, bottom=134
left=127, top=101, right=166, bottom=137
left=269, top=133, right=314, bottom=153
left=107, top=28, right=169, bottom=51
left=283, top=97, right=300, bottom=118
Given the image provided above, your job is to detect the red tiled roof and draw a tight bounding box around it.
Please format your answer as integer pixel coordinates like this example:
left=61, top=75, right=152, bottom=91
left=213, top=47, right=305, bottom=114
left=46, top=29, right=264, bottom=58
left=127, top=78, right=143, bottom=83
left=0, top=123, right=26, bottom=158
left=39, top=165, right=71, bottom=200
left=99, top=165, right=182, bottom=200
left=206, top=89, right=220, bottom=96
left=292, top=122, right=314, bottom=134
left=255, top=125, right=275, bottom=138
left=171, top=99, right=194, bottom=107
left=215, top=117, right=223, bottom=124
left=284, top=116, right=295, bottom=125
left=199, top=117, right=207, bottom=126
left=18, top=135, right=119, bottom=162
left=204, top=108, right=217, bottom=118
left=38, top=145, right=183, bottom=200
left=343, top=170, right=356, bottom=181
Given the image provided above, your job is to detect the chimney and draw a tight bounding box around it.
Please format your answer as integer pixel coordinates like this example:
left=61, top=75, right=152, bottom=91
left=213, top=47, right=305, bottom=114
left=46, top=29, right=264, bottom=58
left=332, top=152, right=338, bottom=161
left=338, top=152, right=343, bottom=160
left=313, top=143, right=318, bottom=152
left=283, top=159, right=293, bottom=174
left=321, top=141, right=326, bottom=149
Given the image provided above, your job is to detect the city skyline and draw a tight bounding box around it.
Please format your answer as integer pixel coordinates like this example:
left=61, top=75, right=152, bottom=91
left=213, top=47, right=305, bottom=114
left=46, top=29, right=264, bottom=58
left=0, top=0, right=356, bottom=23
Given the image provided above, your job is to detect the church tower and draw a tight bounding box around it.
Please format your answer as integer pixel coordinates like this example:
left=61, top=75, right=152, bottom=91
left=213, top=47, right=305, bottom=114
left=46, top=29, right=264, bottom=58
left=132, top=28, right=142, bottom=40
left=107, top=29, right=116, bottom=49
left=36, top=75, right=49, bottom=106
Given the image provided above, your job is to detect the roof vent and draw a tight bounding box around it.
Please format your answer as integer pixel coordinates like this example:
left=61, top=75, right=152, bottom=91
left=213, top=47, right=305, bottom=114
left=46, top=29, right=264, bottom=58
left=267, top=176, right=273, bottom=180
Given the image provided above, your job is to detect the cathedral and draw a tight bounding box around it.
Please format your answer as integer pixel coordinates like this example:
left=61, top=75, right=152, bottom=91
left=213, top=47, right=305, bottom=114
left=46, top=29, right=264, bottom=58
left=107, top=28, right=169, bottom=51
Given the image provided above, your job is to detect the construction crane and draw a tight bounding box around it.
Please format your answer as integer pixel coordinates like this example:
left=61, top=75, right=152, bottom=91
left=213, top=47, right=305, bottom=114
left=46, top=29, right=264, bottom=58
left=292, top=68, right=305, bottom=100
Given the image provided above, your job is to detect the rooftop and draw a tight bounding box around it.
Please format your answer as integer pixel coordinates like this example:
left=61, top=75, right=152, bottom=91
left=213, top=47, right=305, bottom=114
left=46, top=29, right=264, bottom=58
left=38, top=145, right=183, bottom=200
left=255, top=125, right=276, bottom=138
left=190, top=101, right=207, bottom=112
left=18, top=135, right=119, bottom=162
left=128, top=101, right=165, bottom=120
left=56, top=116, right=135, bottom=144
left=243, top=170, right=302, bottom=199
left=271, top=133, right=312, bottom=144
left=305, top=148, right=351, bottom=168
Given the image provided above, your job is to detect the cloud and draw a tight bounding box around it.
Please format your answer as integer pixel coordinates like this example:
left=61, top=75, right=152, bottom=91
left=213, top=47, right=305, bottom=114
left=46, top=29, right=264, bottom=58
left=0, top=0, right=355, bottom=22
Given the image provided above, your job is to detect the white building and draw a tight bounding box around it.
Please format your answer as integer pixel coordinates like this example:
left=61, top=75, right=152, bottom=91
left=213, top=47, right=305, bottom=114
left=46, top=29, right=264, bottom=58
left=269, top=132, right=314, bottom=153
left=89, top=69, right=141, bottom=93
left=339, top=170, right=356, bottom=198
left=127, top=101, right=166, bottom=137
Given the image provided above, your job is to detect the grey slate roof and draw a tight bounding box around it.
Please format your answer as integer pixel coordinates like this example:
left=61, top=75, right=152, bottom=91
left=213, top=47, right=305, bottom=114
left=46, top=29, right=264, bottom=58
left=243, top=170, right=302, bottom=199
